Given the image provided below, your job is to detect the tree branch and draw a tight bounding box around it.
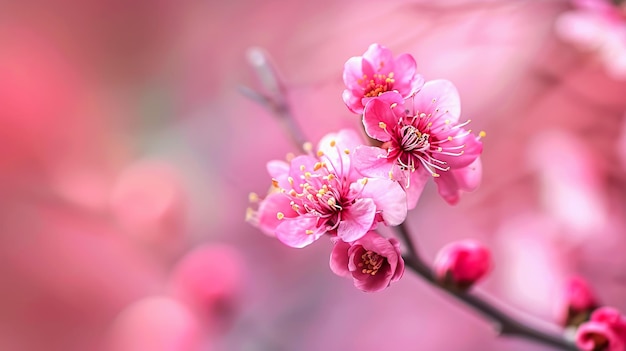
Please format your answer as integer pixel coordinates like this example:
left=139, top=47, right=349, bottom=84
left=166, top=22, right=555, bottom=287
left=395, top=223, right=578, bottom=351
left=241, top=47, right=308, bottom=150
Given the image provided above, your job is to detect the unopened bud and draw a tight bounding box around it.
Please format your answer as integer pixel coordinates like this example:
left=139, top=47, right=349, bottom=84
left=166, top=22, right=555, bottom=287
left=575, top=307, right=626, bottom=351
left=558, top=276, right=598, bottom=328
left=433, top=239, right=491, bottom=291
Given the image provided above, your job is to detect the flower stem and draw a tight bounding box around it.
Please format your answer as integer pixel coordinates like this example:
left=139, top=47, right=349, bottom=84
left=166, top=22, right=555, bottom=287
left=394, top=223, right=578, bottom=351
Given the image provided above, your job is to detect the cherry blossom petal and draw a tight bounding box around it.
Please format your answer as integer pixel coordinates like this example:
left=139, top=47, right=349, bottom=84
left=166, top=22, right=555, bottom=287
left=411, top=80, right=461, bottom=130
left=254, top=193, right=295, bottom=236
left=362, top=93, right=403, bottom=141
left=329, top=240, right=352, bottom=278
left=405, top=169, right=430, bottom=210
left=275, top=216, right=325, bottom=248
left=357, top=177, right=407, bottom=226
left=352, top=145, right=395, bottom=179
left=337, top=198, right=376, bottom=242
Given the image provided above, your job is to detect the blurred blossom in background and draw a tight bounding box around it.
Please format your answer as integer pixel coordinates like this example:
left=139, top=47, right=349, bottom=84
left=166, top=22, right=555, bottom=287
left=1, top=0, right=626, bottom=350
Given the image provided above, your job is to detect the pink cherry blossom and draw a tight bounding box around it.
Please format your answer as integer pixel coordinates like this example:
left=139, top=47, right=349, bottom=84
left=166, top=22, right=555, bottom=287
left=329, top=231, right=404, bottom=292
left=248, top=129, right=407, bottom=248
left=433, top=239, right=491, bottom=290
left=353, top=80, right=483, bottom=207
left=342, top=43, right=424, bottom=114
left=576, top=307, right=626, bottom=351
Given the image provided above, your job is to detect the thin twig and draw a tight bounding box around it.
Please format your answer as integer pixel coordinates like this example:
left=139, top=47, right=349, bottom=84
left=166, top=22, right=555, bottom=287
left=241, top=47, right=308, bottom=150
left=395, top=223, right=578, bottom=351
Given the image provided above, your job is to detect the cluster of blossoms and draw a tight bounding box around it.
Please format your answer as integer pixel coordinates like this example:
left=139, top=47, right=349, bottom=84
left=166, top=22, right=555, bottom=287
left=554, top=275, right=626, bottom=351
left=248, top=44, right=487, bottom=292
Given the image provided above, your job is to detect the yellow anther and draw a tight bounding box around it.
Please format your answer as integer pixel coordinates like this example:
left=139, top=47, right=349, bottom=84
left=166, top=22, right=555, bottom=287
left=344, top=149, right=350, bottom=155
left=388, top=72, right=394, bottom=78
left=390, top=103, right=398, bottom=109
left=277, top=212, right=285, bottom=220
left=305, top=230, right=314, bottom=235
left=317, top=150, right=324, bottom=157
left=289, top=189, right=298, bottom=197
left=327, top=198, right=336, bottom=207
left=447, top=136, right=453, bottom=141
left=314, top=162, right=323, bottom=171
left=300, top=165, right=306, bottom=172
left=420, top=113, right=426, bottom=118
left=303, top=142, right=313, bottom=152
left=271, top=179, right=280, bottom=188
left=327, top=174, right=335, bottom=181
left=388, top=171, right=394, bottom=180
left=361, top=177, right=369, bottom=185
left=432, top=173, right=440, bottom=178
left=479, top=131, right=486, bottom=138
left=330, top=140, right=336, bottom=147
left=288, top=177, right=294, bottom=185
left=245, top=208, right=254, bottom=221
left=379, top=122, right=387, bottom=129
left=248, top=192, right=259, bottom=202
left=445, top=119, right=450, bottom=124
left=304, top=172, right=312, bottom=179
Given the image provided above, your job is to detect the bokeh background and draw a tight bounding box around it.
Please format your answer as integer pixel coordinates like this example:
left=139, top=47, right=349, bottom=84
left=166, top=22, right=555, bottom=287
left=2, top=0, right=626, bottom=350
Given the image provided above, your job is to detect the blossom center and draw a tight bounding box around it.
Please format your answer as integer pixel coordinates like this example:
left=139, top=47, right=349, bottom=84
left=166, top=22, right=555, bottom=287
left=276, top=159, right=352, bottom=233
left=358, top=250, right=385, bottom=275
left=362, top=72, right=395, bottom=98
left=394, top=122, right=440, bottom=174
left=400, top=125, right=430, bottom=153
left=378, top=109, right=477, bottom=178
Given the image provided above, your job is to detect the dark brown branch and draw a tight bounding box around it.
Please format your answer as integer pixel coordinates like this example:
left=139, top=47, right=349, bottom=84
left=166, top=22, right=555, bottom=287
left=395, top=223, right=578, bottom=351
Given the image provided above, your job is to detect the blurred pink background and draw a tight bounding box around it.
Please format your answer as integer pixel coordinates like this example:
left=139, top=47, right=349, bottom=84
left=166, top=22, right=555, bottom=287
left=1, top=0, right=626, bottom=350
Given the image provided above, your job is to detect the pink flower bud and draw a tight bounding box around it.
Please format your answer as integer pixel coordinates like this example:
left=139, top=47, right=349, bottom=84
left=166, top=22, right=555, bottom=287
left=576, top=307, right=626, bottom=351
left=329, top=232, right=404, bottom=292
left=433, top=239, right=491, bottom=290
left=169, top=244, right=245, bottom=332
left=557, top=276, right=599, bottom=327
